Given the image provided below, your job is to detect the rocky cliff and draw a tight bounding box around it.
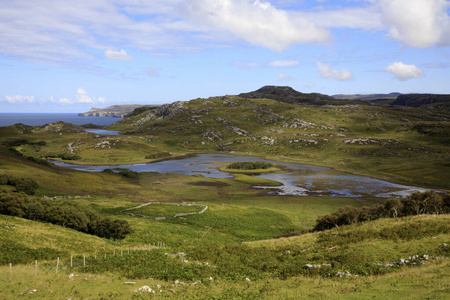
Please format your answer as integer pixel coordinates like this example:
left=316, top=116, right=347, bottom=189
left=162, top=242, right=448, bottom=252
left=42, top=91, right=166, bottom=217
left=78, top=105, right=152, bottom=118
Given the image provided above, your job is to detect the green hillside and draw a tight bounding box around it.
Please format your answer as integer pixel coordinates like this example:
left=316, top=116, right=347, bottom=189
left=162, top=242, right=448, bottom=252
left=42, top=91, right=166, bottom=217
left=0, top=86, right=449, bottom=299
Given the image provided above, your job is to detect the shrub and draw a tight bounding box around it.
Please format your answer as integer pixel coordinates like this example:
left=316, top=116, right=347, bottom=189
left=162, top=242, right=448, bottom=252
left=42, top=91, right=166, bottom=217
left=0, top=174, right=39, bottom=195
left=26, top=156, right=52, bottom=167
left=145, top=152, right=171, bottom=159
left=0, top=191, right=132, bottom=240
left=227, top=161, right=273, bottom=170
left=314, top=191, right=449, bottom=232
left=117, top=169, right=139, bottom=179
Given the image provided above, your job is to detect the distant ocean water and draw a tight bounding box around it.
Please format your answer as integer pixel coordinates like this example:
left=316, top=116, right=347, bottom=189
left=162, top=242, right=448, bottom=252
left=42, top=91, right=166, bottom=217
left=0, top=113, right=121, bottom=127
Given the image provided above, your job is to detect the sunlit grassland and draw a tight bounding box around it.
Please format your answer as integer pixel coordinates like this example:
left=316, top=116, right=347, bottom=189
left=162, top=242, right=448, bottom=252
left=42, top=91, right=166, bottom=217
left=230, top=174, right=282, bottom=186
left=0, top=95, right=449, bottom=298
left=0, top=215, right=122, bottom=258
left=0, top=261, right=448, bottom=299
left=1, top=215, right=448, bottom=299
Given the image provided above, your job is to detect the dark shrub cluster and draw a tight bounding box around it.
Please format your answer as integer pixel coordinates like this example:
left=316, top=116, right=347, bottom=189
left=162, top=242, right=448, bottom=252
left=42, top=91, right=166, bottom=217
left=227, top=161, right=273, bottom=170
left=101, top=168, right=139, bottom=179
left=315, top=191, right=449, bottom=231
left=0, top=174, right=39, bottom=195
left=26, top=156, right=53, bottom=167
left=44, top=153, right=81, bottom=160
left=0, top=192, right=132, bottom=240
left=145, top=152, right=171, bottom=159
left=2, top=139, right=46, bottom=147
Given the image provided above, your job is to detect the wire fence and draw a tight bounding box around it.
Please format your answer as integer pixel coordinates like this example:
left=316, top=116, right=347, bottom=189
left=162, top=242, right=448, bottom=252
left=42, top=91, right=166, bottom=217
left=4, top=242, right=167, bottom=282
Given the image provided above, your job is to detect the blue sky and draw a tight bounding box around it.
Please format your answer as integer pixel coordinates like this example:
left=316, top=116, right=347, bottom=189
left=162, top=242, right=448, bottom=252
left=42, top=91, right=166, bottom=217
left=1, top=0, right=449, bottom=113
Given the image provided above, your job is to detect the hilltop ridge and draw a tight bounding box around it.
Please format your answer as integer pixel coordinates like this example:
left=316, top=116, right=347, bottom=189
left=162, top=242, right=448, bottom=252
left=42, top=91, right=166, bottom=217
left=239, top=85, right=336, bottom=105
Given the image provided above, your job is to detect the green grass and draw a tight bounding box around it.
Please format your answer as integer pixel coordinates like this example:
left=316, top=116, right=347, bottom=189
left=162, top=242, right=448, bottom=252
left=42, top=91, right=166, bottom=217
left=1, top=215, right=448, bottom=299
left=2, top=94, right=449, bottom=189
left=127, top=203, right=204, bottom=218
left=0, top=94, right=449, bottom=298
left=231, top=174, right=282, bottom=186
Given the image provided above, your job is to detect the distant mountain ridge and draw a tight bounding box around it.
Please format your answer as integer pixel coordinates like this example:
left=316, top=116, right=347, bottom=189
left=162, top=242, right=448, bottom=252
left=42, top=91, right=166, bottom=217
left=393, top=94, right=450, bottom=107
left=78, top=105, right=155, bottom=118
left=332, top=92, right=402, bottom=100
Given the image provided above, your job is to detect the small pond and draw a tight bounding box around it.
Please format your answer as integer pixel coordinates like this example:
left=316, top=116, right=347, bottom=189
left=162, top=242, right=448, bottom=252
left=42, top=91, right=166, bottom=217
left=51, top=153, right=430, bottom=198
left=84, top=129, right=121, bottom=135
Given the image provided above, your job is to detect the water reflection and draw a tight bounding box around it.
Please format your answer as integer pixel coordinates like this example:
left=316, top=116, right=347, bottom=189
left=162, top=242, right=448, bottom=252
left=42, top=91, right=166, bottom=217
left=85, top=129, right=121, bottom=135
left=50, top=153, right=430, bottom=198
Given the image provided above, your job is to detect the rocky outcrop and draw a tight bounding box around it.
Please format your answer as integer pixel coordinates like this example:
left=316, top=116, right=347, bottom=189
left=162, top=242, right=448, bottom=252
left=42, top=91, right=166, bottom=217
left=239, top=85, right=335, bottom=105
left=79, top=105, right=151, bottom=118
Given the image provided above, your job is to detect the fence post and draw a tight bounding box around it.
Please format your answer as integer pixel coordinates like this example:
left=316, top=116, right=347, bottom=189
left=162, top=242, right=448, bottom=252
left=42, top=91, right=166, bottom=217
left=9, top=263, right=12, bottom=282
left=83, top=255, right=86, bottom=267
left=121, top=250, right=123, bottom=256
left=35, top=260, right=37, bottom=277
left=56, top=257, right=59, bottom=274
left=71, top=256, right=73, bottom=268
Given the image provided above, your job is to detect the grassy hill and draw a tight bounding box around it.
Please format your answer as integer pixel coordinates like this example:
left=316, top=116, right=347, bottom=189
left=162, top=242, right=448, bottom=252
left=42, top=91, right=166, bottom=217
left=1, top=213, right=448, bottom=299
left=104, top=91, right=449, bottom=189
left=0, top=86, right=449, bottom=299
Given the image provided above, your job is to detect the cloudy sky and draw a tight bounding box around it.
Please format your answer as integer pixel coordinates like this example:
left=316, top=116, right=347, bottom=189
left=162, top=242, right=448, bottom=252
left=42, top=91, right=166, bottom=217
left=1, top=0, right=449, bottom=113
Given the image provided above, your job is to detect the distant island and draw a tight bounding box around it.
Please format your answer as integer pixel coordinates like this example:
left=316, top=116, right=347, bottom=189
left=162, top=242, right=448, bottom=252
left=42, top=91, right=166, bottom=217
left=78, top=104, right=157, bottom=118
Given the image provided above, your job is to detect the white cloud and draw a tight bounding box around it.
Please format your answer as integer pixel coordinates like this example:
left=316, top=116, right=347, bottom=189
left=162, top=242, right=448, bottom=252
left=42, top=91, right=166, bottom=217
left=50, top=88, right=107, bottom=104
left=278, top=73, right=296, bottom=81
left=105, top=49, right=133, bottom=61
left=385, top=62, right=424, bottom=81
left=378, top=0, right=450, bottom=48
left=299, top=6, right=382, bottom=30
left=0, top=0, right=448, bottom=66
left=268, top=60, right=299, bottom=67
left=317, top=62, right=353, bottom=81
left=2, top=89, right=109, bottom=106
left=4, top=95, right=34, bottom=104
left=182, top=0, right=331, bottom=51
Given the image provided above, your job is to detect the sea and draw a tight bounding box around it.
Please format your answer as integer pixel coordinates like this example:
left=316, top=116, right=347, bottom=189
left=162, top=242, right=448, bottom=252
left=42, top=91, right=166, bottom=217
left=0, top=113, right=121, bottom=127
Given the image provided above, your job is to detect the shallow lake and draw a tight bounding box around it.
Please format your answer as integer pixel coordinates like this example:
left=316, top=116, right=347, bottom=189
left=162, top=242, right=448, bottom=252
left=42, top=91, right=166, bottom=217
left=84, top=129, right=121, bottom=135
left=51, top=153, right=429, bottom=198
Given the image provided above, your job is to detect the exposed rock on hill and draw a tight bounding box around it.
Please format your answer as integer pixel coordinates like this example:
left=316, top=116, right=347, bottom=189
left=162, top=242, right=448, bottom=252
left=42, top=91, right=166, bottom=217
left=393, top=94, right=450, bottom=107
left=239, top=86, right=335, bottom=105
left=79, top=105, right=154, bottom=118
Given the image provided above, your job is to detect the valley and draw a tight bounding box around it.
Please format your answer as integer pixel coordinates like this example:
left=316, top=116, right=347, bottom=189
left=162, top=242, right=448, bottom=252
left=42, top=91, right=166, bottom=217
left=0, top=86, right=449, bottom=299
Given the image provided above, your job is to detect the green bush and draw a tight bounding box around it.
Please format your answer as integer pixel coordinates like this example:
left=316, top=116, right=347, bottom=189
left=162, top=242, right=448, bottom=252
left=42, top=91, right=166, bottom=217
left=26, top=156, right=53, bottom=167
left=117, top=169, right=139, bottom=179
left=145, top=152, right=171, bottom=159
left=44, top=153, right=80, bottom=160
left=0, top=191, right=133, bottom=240
left=314, top=191, right=449, bottom=231
left=0, top=174, right=39, bottom=195
left=227, top=161, right=273, bottom=170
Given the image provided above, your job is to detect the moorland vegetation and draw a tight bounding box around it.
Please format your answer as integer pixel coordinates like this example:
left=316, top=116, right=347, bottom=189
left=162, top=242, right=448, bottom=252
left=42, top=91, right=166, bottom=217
left=0, top=86, right=449, bottom=299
